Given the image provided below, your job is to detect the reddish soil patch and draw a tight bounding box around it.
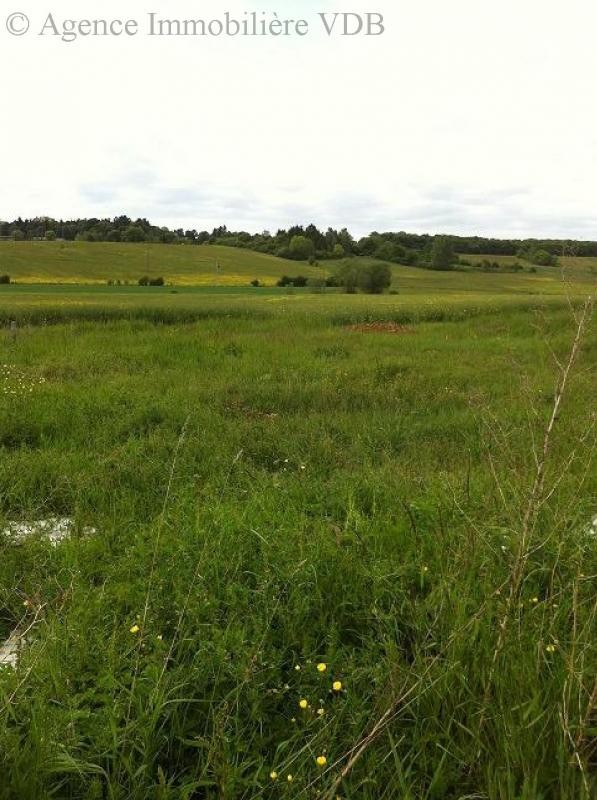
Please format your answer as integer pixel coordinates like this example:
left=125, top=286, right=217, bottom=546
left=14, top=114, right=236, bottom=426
left=347, top=322, right=414, bottom=334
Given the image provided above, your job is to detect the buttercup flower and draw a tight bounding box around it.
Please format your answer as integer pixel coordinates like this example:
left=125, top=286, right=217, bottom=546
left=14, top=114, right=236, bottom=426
left=333, top=681, right=343, bottom=692
left=299, top=699, right=309, bottom=709
left=317, top=708, right=325, bottom=716
left=287, top=775, right=294, bottom=782
left=270, top=771, right=278, bottom=781
left=317, top=663, right=327, bottom=673
left=130, top=624, right=140, bottom=634
left=546, top=644, right=556, bottom=653
left=316, top=756, right=327, bottom=767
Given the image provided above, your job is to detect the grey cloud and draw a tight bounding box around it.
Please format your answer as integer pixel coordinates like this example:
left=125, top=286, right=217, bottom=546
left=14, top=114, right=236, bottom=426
left=78, top=174, right=597, bottom=240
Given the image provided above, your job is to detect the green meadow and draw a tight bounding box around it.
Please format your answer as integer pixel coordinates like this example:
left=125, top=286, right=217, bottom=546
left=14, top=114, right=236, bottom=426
left=0, top=254, right=595, bottom=799
left=1, top=240, right=596, bottom=288
left=0, top=241, right=325, bottom=286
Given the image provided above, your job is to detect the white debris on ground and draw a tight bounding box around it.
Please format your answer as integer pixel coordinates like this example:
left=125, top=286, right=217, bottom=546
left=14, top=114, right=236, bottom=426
left=1, top=517, right=97, bottom=670
left=587, top=516, right=597, bottom=538
left=1, top=517, right=96, bottom=546
left=0, top=632, right=22, bottom=669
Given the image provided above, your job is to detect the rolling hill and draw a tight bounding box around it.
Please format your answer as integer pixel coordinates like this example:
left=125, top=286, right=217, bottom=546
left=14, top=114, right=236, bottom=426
left=0, top=241, right=326, bottom=286
left=0, top=241, right=595, bottom=292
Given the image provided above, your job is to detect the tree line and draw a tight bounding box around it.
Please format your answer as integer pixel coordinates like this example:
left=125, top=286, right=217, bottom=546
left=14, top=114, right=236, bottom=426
left=0, top=216, right=587, bottom=263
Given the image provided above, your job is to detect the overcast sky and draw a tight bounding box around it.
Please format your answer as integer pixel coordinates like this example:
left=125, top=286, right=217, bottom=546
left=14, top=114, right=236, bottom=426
left=2, top=0, right=596, bottom=238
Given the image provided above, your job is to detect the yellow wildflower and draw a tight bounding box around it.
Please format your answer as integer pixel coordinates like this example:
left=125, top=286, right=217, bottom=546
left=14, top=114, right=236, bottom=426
left=317, top=708, right=325, bottom=716
left=299, top=699, right=309, bottom=709
left=317, top=663, right=327, bottom=673
left=316, top=755, right=327, bottom=767
left=287, top=774, right=294, bottom=782
left=333, top=681, right=343, bottom=692
left=546, top=644, right=556, bottom=653
left=130, top=624, right=140, bottom=634
left=270, top=771, right=278, bottom=781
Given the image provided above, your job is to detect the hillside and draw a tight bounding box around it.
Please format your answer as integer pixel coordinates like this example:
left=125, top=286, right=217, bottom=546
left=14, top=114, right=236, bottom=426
left=0, top=240, right=595, bottom=289
left=0, top=241, right=327, bottom=286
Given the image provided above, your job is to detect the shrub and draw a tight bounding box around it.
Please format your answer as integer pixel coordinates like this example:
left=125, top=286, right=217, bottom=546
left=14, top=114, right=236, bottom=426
left=138, top=276, right=150, bottom=286
left=357, top=262, right=392, bottom=294
left=45, top=230, right=57, bottom=241
left=149, top=277, right=165, bottom=286
left=276, top=275, right=308, bottom=288
left=517, top=246, right=558, bottom=267
left=0, top=274, right=10, bottom=285
left=250, top=279, right=261, bottom=287
left=334, top=262, right=360, bottom=294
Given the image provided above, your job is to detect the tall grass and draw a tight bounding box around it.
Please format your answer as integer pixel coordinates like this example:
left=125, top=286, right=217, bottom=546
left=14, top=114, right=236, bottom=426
left=0, top=301, right=594, bottom=799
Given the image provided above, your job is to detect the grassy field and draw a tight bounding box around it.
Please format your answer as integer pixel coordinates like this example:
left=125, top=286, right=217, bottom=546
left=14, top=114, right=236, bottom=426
left=0, top=242, right=326, bottom=286
left=0, top=245, right=593, bottom=329
left=0, top=272, right=595, bottom=798
left=1, top=240, right=596, bottom=288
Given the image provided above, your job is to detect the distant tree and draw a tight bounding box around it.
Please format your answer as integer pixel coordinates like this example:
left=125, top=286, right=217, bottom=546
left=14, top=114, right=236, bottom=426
left=45, top=230, right=56, bottom=241
left=124, top=225, right=146, bottom=243
left=0, top=274, right=10, bottom=284
left=358, top=262, right=392, bottom=294
left=250, top=279, right=261, bottom=287
left=332, top=243, right=345, bottom=259
left=288, top=235, right=314, bottom=261
left=138, top=276, right=150, bottom=286
left=337, top=228, right=355, bottom=255
left=374, top=241, right=402, bottom=263
left=430, top=236, right=455, bottom=270
left=107, top=229, right=121, bottom=242
left=357, top=235, right=379, bottom=256
left=149, top=276, right=165, bottom=286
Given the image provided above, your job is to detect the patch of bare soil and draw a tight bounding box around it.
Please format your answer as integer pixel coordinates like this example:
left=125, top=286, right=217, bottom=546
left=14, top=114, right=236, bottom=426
left=347, top=322, right=414, bottom=334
